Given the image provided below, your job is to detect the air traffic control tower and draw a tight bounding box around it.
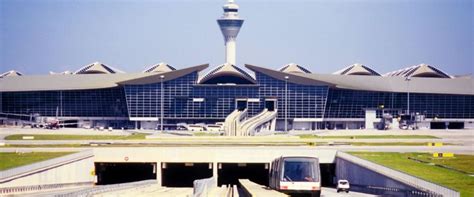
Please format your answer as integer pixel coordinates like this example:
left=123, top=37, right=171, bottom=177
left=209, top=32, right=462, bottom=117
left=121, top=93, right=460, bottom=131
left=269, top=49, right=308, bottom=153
left=217, top=0, right=244, bottom=65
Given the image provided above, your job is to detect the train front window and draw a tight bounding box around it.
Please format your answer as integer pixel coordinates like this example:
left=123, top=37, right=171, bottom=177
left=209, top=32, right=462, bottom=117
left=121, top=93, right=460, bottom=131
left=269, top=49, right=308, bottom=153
left=282, top=159, right=319, bottom=182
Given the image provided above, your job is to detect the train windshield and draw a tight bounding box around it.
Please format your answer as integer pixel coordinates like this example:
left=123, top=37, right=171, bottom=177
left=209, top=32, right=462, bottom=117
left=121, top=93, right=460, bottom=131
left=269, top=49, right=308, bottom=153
left=282, top=158, right=319, bottom=182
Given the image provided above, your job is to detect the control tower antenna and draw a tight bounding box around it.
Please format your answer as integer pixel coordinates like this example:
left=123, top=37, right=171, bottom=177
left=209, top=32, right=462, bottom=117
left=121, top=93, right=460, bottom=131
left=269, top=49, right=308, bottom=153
left=217, top=0, right=244, bottom=65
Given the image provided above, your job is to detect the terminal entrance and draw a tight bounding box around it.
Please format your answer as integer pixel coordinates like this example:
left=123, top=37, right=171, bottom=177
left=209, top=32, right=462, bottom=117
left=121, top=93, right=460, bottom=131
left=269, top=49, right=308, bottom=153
left=161, top=163, right=213, bottom=187
left=265, top=99, right=276, bottom=111
left=236, top=99, right=247, bottom=111
left=95, top=162, right=156, bottom=185
left=218, top=163, right=269, bottom=186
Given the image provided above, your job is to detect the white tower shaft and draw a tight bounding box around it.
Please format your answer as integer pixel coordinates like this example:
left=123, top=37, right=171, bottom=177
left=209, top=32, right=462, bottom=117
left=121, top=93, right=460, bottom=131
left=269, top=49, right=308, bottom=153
left=225, top=38, right=236, bottom=65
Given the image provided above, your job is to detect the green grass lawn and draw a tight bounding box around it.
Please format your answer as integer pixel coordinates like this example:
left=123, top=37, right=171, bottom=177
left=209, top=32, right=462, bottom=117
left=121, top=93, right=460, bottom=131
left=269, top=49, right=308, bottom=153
left=5, top=133, right=148, bottom=140
left=0, top=152, right=74, bottom=171
left=350, top=152, right=474, bottom=197
left=299, top=134, right=439, bottom=139
left=413, top=154, right=474, bottom=174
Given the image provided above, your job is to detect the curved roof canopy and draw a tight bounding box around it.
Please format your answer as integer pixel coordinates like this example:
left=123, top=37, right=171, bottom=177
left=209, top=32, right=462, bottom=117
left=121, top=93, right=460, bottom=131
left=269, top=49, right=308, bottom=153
left=199, top=63, right=255, bottom=84
left=333, top=63, right=380, bottom=76
left=143, top=62, right=176, bottom=73
left=0, top=64, right=208, bottom=92
left=279, top=63, right=311, bottom=74
left=245, top=64, right=473, bottom=95
left=74, top=62, right=124, bottom=74
left=0, top=70, right=23, bottom=78
left=384, top=64, right=452, bottom=78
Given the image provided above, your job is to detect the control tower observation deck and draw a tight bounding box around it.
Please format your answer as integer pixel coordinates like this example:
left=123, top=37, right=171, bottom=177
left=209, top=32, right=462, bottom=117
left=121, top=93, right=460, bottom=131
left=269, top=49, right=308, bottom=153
left=217, top=0, right=244, bottom=65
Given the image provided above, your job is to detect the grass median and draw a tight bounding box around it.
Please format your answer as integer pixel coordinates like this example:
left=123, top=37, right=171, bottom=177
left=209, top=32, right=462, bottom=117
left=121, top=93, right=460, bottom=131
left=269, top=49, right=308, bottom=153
left=0, top=152, right=74, bottom=171
left=350, top=152, right=474, bottom=197
left=5, top=133, right=148, bottom=140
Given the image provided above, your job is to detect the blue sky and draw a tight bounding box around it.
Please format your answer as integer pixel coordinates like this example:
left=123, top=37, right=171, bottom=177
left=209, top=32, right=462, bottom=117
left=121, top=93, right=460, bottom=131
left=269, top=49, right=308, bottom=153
left=0, top=0, right=472, bottom=75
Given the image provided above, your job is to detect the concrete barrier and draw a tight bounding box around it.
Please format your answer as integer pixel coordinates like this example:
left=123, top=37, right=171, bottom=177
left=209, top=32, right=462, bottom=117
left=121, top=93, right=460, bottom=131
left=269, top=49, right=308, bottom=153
left=0, top=150, right=95, bottom=194
left=193, top=176, right=216, bottom=197
left=238, top=179, right=288, bottom=197
left=336, top=152, right=460, bottom=197
left=58, top=179, right=157, bottom=197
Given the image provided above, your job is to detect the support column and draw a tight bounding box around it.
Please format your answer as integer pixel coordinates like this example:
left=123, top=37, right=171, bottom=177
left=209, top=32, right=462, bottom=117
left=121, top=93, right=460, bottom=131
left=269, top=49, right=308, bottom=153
left=213, top=162, right=218, bottom=187
left=156, top=162, right=162, bottom=186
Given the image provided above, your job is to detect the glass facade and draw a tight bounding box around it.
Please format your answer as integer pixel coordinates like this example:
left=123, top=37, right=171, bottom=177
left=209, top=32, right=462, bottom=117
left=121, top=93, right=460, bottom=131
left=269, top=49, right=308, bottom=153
left=123, top=71, right=329, bottom=121
left=256, top=72, right=328, bottom=119
left=1, top=70, right=473, bottom=127
left=325, top=89, right=474, bottom=119
left=124, top=72, right=260, bottom=120
left=1, top=88, right=128, bottom=118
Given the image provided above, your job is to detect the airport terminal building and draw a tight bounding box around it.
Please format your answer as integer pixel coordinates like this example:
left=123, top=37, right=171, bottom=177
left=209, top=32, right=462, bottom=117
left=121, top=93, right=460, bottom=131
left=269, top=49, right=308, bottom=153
left=1, top=0, right=473, bottom=132
left=1, top=62, right=473, bottom=132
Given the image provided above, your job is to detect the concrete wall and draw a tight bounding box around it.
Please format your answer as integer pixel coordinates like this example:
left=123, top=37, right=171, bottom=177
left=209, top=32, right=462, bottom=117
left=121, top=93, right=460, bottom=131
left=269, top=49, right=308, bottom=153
left=0, top=151, right=95, bottom=189
left=336, top=157, right=424, bottom=196
left=465, top=121, right=474, bottom=129
left=365, top=110, right=377, bottom=129
left=335, top=152, right=459, bottom=197
left=93, top=147, right=337, bottom=186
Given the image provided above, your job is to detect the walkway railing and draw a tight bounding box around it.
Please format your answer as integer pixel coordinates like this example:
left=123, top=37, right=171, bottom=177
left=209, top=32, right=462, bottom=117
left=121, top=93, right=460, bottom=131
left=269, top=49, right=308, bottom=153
left=337, top=152, right=460, bottom=197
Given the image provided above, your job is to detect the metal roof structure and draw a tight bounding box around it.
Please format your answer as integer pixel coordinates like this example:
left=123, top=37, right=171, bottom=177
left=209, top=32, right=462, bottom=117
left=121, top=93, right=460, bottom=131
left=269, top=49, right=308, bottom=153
left=279, top=63, right=312, bottom=74
left=333, top=63, right=380, bottom=76
left=74, top=62, right=124, bottom=74
left=0, top=70, right=23, bottom=78
left=0, top=64, right=208, bottom=92
left=383, top=64, right=452, bottom=78
left=199, top=63, right=255, bottom=84
left=1, top=62, right=472, bottom=95
left=143, top=62, right=176, bottom=73
left=245, top=64, right=474, bottom=95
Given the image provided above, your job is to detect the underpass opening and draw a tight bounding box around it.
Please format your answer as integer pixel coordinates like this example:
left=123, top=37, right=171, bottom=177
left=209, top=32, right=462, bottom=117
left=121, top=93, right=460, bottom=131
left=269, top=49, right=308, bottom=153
left=430, top=122, right=446, bottom=129
left=95, top=162, right=156, bottom=185
left=218, top=163, right=269, bottom=186
left=448, top=122, right=464, bottom=129
left=320, top=163, right=336, bottom=187
left=161, top=163, right=213, bottom=187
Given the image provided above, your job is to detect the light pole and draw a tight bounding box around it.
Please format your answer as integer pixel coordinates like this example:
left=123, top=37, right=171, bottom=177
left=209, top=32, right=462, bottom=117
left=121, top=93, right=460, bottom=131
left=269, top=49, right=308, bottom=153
left=284, top=76, right=289, bottom=132
left=160, top=75, right=165, bottom=133
left=405, top=76, right=411, bottom=115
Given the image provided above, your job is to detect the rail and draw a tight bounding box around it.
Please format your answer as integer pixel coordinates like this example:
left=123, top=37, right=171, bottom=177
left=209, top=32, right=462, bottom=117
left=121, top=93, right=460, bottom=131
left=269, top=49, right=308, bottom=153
left=0, top=150, right=93, bottom=183
left=0, top=182, right=93, bottom=195
left=336, top=151, right=460, bottom=197
left=57, top=179, right=157, bottom=197
left=238, top=179, right=288, bottom=197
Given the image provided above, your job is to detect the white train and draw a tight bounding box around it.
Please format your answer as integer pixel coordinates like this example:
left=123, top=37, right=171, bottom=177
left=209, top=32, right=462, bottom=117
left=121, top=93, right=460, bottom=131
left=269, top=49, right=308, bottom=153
left=269, top=156, right=321, bottom=197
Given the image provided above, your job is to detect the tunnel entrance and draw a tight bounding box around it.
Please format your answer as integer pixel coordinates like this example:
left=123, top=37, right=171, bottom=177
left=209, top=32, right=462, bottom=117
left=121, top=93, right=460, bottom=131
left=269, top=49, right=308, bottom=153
left=161, top=163, right=213, bottom=187
left=95, top=162, right=156, bottom=185
left=448, top=122, right=464, bottom=129
left=320, top=163, right=336, bottom=187
left=430, top=122, right=446, bottom=129
left=218, top=163, right=269, bottom=186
